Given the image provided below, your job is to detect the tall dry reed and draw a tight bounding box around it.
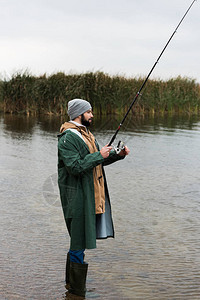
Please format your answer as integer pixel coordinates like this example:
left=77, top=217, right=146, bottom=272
left=1, top=71, right=200, bottom=115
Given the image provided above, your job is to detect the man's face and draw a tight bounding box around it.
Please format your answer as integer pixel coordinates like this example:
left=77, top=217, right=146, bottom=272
left=81, top=109, right=93, bottom=127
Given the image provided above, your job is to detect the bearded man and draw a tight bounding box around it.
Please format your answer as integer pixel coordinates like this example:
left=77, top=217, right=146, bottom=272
left=57, top=98, right=129, bottom=297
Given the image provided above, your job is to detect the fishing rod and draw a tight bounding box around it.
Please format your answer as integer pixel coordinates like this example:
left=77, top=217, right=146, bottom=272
left=108, top=0, right=197, bottom=148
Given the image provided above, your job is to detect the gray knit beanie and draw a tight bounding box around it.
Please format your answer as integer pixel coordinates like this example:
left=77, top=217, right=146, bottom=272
left=67, top=98, right=92, bottom=120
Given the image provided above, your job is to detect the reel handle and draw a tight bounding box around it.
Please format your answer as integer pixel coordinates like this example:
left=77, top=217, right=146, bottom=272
left=114, top=140, right=125, bottom=154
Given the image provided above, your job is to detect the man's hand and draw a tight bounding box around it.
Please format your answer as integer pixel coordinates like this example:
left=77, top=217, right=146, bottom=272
left=100, top=145, right=113, bottom=158
left=118, top=145, right=130, bottom=156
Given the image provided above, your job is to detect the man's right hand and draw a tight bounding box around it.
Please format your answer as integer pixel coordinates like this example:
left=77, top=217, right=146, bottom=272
left=100, top=145, right=113, bottom=158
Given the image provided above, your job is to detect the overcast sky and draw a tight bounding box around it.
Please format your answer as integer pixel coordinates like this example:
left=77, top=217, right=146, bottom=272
left=0, top=0, right=199, bottom=82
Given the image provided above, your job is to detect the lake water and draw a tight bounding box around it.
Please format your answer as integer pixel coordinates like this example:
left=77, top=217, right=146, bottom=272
left=0, top=113, right=200, bottom=299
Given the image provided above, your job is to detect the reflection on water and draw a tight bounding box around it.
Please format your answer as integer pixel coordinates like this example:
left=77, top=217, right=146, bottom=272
left=0, top=113, right=200, bottom=299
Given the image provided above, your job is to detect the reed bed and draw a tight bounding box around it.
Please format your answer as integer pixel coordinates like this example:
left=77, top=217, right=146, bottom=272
left=1, top=71, right=200, bottom=115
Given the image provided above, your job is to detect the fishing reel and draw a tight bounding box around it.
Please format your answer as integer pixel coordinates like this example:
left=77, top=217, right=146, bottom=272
left=114, top=140, right=125, bottom=154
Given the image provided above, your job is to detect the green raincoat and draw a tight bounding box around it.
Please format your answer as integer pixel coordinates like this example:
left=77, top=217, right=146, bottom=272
left=58, top=129, right=124, bottom=250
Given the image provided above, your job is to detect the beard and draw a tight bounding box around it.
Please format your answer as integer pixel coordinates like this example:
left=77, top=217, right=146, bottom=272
left=81, top=114, right=92, bottom=127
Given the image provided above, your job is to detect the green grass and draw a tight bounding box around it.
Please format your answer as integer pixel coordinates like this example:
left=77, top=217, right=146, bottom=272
left=1, top=71, right=200, bottom=115
left=0, top=79, right=4, bottom=111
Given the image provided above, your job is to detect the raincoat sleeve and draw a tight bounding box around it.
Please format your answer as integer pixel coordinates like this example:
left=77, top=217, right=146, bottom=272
left=58, top=136, right=104, bottom=176
left=103, top=150, right=125, bottom=166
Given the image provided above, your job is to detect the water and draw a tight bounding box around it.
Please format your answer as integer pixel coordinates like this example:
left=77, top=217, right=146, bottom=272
left=0, top=113, right=200, bottom=300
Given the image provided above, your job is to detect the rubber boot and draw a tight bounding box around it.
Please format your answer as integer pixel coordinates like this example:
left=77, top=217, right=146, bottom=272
left=69, top=261, right=88, bottom=297
left=65, top=252, right=70, bottom=289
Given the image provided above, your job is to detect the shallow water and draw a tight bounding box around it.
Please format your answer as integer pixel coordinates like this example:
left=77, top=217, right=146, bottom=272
left=0, top=113, right=200, bottom=299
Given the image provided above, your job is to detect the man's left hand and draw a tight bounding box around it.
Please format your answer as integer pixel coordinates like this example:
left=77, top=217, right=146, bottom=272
left=118, top=145, right=130, bottom=156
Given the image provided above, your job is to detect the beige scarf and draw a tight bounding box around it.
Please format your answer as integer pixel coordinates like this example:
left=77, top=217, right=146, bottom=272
left=60, top=122, right=105, bottom=214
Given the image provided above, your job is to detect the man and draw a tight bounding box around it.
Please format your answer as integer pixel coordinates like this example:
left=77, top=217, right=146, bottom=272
left=57, top=98, right=129, bottom=297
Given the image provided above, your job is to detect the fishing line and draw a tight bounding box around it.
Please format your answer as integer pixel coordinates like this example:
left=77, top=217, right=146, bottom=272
left=108, top=0, right=197, bottom=147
